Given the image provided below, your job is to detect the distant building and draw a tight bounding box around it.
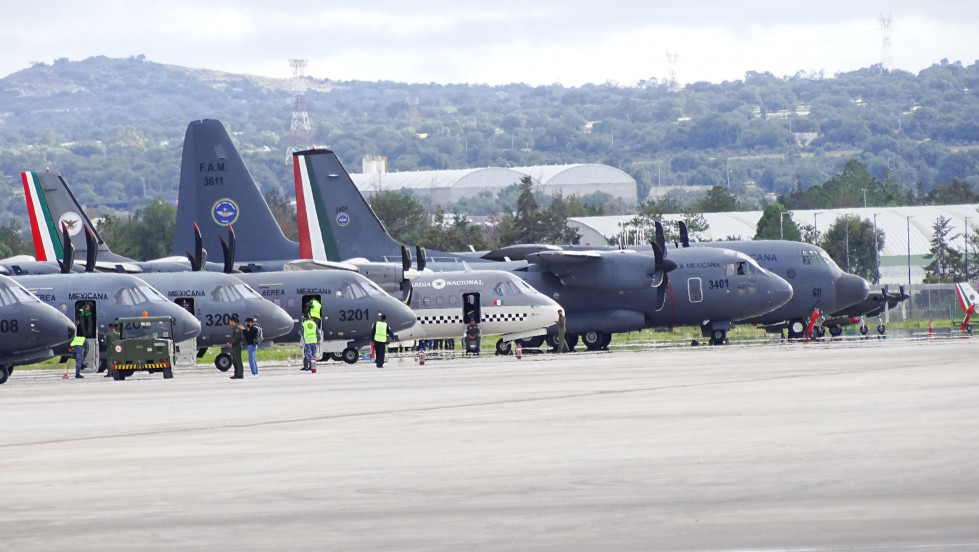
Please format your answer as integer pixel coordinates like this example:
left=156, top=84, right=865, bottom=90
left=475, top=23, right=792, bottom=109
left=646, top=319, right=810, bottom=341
left=568, top=204, right=979, bottom=285
left=351, top=156, right=637, bottom=205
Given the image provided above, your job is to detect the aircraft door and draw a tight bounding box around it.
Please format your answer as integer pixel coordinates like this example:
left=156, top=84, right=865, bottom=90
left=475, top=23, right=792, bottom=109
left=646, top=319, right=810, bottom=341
left=463, top=292, right=481, bottom=323
left=302, top=294, right=322, bottom=322
left=687, top=278, right=703, bottom=303
left=74, top=300, right=98, bottom=338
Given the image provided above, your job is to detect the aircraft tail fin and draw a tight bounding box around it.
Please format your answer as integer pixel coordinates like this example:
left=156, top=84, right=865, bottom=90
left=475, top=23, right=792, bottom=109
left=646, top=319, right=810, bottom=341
left=955, top=282, right=978, bottom=312
left=292, top=148, right=400, bottom=261
left=174, top=119, right=299, bottom=261
left=21, top=171, right=114, bottom=262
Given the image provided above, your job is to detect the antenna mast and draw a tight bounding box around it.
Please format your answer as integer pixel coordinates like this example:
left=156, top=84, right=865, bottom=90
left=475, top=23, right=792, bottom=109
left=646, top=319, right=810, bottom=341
left=285, top=59, right=313, bottom=172
left=879, top=14, right=894, bottom=74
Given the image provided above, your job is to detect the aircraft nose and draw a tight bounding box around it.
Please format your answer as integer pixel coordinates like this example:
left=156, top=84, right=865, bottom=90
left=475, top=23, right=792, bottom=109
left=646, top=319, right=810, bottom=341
left=257, top=303, right=294, bottom=340
left=835, top=273, right=871, bottom=311
left=770, top=275, right=794, bottom=309
left=173, top=308, right=203, bottom=341
left=393, top=320, right=426, bottom=341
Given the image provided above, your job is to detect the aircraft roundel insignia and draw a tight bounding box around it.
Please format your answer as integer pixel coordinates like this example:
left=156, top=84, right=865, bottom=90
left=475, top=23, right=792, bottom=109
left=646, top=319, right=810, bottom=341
left=336, top=212, right=350, bottom=227
left=432, top=278, right=446, bottom=290
left=114, top=345, right=122, bottom=353
left=212, top=199, right=239, bottom=225
left=58, top=212, right=83, bottom=236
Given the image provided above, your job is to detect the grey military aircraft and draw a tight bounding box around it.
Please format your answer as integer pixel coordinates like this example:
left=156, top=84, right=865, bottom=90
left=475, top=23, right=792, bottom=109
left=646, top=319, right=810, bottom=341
left=290, top=147, right=795, bottom=348
left=674, top=222, right=870, bottom=338
left=0, top=274, right=77, bottom=384
left=173, top=119, right=564, bottom=351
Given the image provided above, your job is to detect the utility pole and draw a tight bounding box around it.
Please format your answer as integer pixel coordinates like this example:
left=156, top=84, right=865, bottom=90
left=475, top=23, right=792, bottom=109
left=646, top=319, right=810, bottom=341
left=966, top=216, right=972, bottom=283
left=906, top=215, right=914, bottom=287
left=873, top=213, right=881, bottom=285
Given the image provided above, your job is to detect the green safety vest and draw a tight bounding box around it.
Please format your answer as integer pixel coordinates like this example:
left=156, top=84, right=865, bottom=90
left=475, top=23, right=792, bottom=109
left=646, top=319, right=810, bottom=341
left=70, top=335, right=86, bottom=348
left=308, top=299, right=321, bottom=319
left=373, top=321, right=388, bottom=342
left=302, top=320, right=318, bottom=344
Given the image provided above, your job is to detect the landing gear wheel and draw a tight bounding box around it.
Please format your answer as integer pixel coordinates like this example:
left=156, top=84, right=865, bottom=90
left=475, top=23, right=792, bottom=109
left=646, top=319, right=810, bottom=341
left=600, top=332, right=612, bottom=349
left=581, top=331, right=605, bottom=351
left=215, top=353, right=232, bottom=372
left=162, top=367, right=173, bottom=379
left=518, top=336, right=544, bottom=348
left=710, top=329, right=727, bottom=345
left=788, top=319, right=806, bottom=339
left=860, top=325, right=869, bottom=336
left=829, top=324, right=843, bottom=337
left=495, top=339, right=512, bottom=355
left=545, top=333, right=559, bottom=350
left=0, top=364, right=9, bottom=385
left=966, top=324, right=973, bottom=335
left=341, top=347, right=359, bottom=364
left=877, top=324, right=886, bottom=335
left=329, top=352, right=343, bottom=362
left=814, top=326, right=826, bottom=338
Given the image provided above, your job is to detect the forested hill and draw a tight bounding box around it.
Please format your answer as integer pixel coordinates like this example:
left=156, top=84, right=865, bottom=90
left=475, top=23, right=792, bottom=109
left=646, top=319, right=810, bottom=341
left=1, top=55, right=979, bottom=223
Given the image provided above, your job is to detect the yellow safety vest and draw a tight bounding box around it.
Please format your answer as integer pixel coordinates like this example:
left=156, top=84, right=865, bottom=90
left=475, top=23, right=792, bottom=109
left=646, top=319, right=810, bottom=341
left=308, top=299, right=321, bottom=319
left=70, top=335, right=86, bottom=348
left=302, top=320, right=318, bottom=344
left=373, top=321, right=388, bottom=342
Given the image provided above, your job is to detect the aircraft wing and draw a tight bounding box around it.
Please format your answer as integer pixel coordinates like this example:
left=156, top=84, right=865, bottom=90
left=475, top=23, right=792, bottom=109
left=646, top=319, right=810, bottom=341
left=283, top=259, right=360, bottom=272
left=482, top=244, right=564, bottom=261
left=526, top=250, right=604, bottom=265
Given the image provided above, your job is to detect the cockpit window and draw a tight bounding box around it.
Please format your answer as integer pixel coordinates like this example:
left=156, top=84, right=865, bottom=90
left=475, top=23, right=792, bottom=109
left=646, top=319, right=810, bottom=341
left=235, top=284, right=263, bottom=299
left=0, top=282, right=40, bottom=305
left=337, top=281, right=367, bottom=299
left=724, top=262, right=758, bottom=276
left=211, top=285, right=245, bottom=303
left=493, top=281, right=521, bottom=296
left=801, top=250, right=826, bottom=266
left=114, top=286, right=149, bottom=306
left=361, top=280, right=386, bottom=296
left=140, top=285, right=169, bottom=303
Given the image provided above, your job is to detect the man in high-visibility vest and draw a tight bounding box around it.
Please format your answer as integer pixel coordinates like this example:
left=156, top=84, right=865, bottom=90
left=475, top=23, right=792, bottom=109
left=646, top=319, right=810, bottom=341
left=70, top=327, right=86, bottom=379
left=371, top=313, right=394, bottom=369
left=305, top=298, right=322, bottom=327
left=301, top=315, right=319, bottom=372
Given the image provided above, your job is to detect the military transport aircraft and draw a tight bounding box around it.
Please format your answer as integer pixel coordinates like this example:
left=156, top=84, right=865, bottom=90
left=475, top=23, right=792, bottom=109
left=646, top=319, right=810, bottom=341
left=0, top=274, right=77, bottom=385
left=289, top=147, right=795, bottom=349
left=173, top=119, right=566, bottom=352
left=667, top=222, right=870, bottom=339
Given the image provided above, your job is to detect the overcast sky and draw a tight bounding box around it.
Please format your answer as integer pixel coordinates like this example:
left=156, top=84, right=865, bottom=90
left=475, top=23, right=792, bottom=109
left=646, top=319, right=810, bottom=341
left=3, top=1, right=977, bottom=86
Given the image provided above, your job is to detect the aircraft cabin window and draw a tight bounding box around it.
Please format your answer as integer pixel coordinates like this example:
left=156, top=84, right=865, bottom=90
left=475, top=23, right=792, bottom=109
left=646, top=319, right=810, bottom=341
left=338, top=282, right=367, bottom=299
left=436, top=296, right=444, bottom=306
left=362, top=281, right=385, bottom=296
left=287, top=298, right=296, bottom=308
left=493, top=281, right=521, bottom=296
left=212, top=285, right=245, bottom=303
left=448, top=295, right=458, bottom=305
left=687, top=277, right=703, bottom=303
left=422, top=297, right=431, bottom=306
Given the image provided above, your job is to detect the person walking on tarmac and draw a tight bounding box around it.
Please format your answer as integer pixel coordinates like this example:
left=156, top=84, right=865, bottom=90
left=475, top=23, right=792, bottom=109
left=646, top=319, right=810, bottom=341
left=371, top=313, right=395, bottom=368
left=555, top=309, right=569, bottom=353
left=228, top=317, right=245, bottom=379
left=301, top=314, right=319, bottom=371
left=102, top=323, right=120, bottom=377
left=243, top=318, right=260, bottom=378
left=70, top=325, right=86, bottom=378
left=305, top=298, right=322, bottom=327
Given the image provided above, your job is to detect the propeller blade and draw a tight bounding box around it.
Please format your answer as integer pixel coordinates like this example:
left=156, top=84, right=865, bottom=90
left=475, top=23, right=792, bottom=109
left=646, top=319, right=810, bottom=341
left=678, top=220, right=690, bottom=248
left=655, top=221, right=666, bottom=254
left=58, top=223, right=74, bottom=274
left=84, top=227, right=98, bottom=273
left=416, top=245, right=427, bottom=272
left=654, top=276, right=669, bottom=311
left=193, top=222, right=206, bottom=271
left=219, top=237, right=233, bottom=274
left=227, top=225, right=236, bottom=267
left=401, top=280, right=413, bottom=305
left=185, top=250, right=201, bottom=272
left=401, top=244, right=412, bottom=272
left=649, top=241, right=665, bottom=288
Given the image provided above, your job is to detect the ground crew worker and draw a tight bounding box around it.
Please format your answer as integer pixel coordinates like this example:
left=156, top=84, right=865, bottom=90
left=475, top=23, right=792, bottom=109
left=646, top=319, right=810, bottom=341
left=102, top=323, right=120, bottom=377
left=301, top=315, right=319, bottom=372
left=70, top=329, right=86, bottom=379
left=76, top=302, right=95, bottom=368
left=555, top=309, right=569, bottom=353
left=228, top=318, right=244, bottom=379
left=305, top=298, right=322, bottom=327
left=371, top=313, right=394, bottom=368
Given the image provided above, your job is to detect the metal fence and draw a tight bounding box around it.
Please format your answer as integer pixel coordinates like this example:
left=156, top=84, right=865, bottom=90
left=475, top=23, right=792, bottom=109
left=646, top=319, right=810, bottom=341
left=887, top=283, right=964, bottom=324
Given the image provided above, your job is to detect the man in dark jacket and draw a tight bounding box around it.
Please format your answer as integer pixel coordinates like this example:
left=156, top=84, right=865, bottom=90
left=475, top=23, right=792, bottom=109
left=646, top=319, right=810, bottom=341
left=243, top=318, right=260, bottom=378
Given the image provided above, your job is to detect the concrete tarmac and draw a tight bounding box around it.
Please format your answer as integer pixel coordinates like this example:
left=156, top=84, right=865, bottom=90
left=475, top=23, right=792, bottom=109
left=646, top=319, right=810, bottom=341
left=2, top=338, right=978, bottom=551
